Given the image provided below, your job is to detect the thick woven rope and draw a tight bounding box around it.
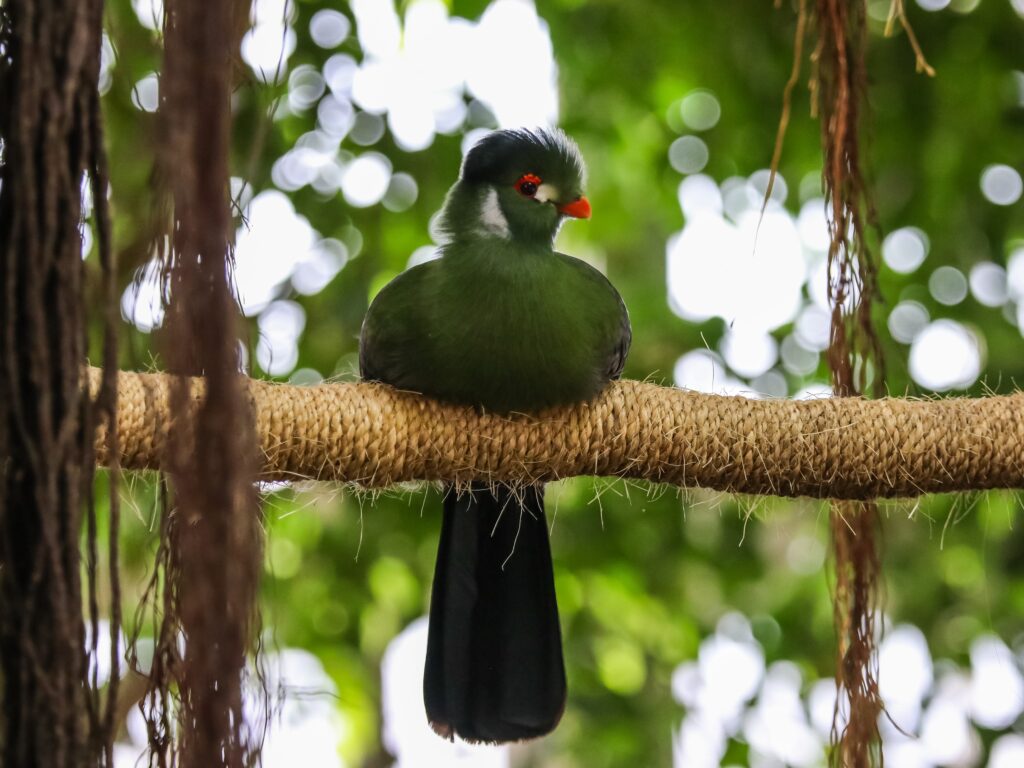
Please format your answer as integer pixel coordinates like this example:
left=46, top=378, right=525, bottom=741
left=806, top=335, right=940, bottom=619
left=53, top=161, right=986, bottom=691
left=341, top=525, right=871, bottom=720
left=88, top=367, right=1024, bottom=499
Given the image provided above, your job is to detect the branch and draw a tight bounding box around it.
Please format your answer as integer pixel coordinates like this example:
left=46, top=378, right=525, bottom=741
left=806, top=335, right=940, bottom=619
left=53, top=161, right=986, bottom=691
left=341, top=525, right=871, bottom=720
left=88, top=367, right=1024, bottom=500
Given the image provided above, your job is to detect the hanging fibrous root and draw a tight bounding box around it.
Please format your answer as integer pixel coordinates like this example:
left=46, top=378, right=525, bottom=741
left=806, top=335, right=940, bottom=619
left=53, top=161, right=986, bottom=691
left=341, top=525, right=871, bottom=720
left=0, top=0, right=120, bottom=763
left=812, top=0, right=886, bottom=763
left=885, top=0, right=936, bottom=76
left=768, top=0, right=937, bottom=761
left=130, top=0, right=267, bottom=764
left=829, top=501, right=884, bottom=767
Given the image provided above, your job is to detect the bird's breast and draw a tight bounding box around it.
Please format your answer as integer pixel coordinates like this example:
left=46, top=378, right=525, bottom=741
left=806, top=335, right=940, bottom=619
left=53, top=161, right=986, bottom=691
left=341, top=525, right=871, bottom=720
left=428, top=260, right=607, bottom=412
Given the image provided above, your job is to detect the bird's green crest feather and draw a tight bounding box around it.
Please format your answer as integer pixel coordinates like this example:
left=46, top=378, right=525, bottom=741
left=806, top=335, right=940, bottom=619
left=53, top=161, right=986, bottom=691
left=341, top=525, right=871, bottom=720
left=433, top=128, right=587, bottom=246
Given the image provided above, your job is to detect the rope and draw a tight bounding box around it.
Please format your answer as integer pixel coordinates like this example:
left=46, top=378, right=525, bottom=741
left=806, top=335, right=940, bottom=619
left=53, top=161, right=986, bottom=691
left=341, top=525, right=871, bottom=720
left=88, top=367, right=1024, bottom=500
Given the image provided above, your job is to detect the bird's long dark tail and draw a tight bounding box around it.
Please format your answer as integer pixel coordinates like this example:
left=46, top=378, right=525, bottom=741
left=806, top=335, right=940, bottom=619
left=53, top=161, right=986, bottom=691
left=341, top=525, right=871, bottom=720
left=423, top=483, right=566, bottom=743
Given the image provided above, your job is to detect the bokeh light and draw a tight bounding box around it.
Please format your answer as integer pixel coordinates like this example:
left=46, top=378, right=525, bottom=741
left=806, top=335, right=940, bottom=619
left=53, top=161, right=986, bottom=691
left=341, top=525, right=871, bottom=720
left=408, top=244, right=442, bottom=268
left=795, top=305, right=831, bottom=351
left=383, top=172, right=419, bottom=212
left=879, top=625, right=933, bottom=733
left=969, top=262, right=1008, bottom=307
left=465, top=0, right=557, bottom=128
left=120, top=259, right=164, bottom=332
left=744, top=662, right=823, bottom=767
left=350, top=111, right=386, bottom=146
left=669, top=136, right=710, bottom=175
left=257, top=300, right=306, bottom=377
left=888, top=301, right=930, bottom=344
left=257, top=650, right=349, bottom=768
left=98, top=34, right=116, bottom=95
left=323, top=53, right=358, bottom=99
left=667, top=183, right=805, bottom=354
left=678, top=174, right=723, bottom=218
left=271, top=133, right=345, bottom=193
left=666, top=154, right=985, bottom=394
left=990, top=735, right=1024, bottom=768
left=749, top=169, right=788, bottom=206
left=785, top=534, right=826, bottom=574
left=1006, top=247, right=1024, bottom=302
left=673, top=613, right=765, bottom=766
left=235, top=190, right=321, bottom=315
left=929, top=266, right=968, bottom=306
left=751, top=369, right=788, bottom=398
left=780, top=334, right=819, bottom=376
left=967, top=635, right=1024, bottom=729
left=720, top=329, right=778, bottom=378
left=317, top=94, right=356, bottom=138
left=309, top=9, right=350, bottom=49
left=382, top=619, right=509, bottom=767
left=673, top=350, right=745, bottom=396
left=131, top=0, right=163, bottom=31
left=909, top=320, right=982, bottom=391
left=131, top=73, right=159, bottom=112
left=341, top=0, right=557, bottom=155
left=980, top=164, right=1023, bottom=206
left=292, top=238, right=348, bottom=295
left=113, top=649, right=348, bottom=768
left=288, top=66, right=327, bottom=112
left=241, top=0, right=297, bottom=83
left=680, top=90, right=721, bottom=131
left=341, top=152, right=393, bottom=207
left=667, top=614, right=1024, bottom=768
left=797, top=198, right=831, bottom=251
left=920, top=674, right=979, bottom=767
left=883, top=227, right=929, bottom=274
left=85, top=620, right=127, bottom=689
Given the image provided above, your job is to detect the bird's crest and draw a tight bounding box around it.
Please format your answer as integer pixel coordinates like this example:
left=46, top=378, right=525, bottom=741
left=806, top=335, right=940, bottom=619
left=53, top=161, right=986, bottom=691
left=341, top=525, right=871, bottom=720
left=460, top=128, right=585, bottom=188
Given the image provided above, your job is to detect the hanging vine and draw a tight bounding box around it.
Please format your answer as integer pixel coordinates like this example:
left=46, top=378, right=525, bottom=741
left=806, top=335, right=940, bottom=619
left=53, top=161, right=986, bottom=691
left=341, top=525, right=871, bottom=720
left=0, top=0, right=120, bottom=763
left=131, top=0, right=266, bottom=764
left=766, top=0, right=933, bottom=763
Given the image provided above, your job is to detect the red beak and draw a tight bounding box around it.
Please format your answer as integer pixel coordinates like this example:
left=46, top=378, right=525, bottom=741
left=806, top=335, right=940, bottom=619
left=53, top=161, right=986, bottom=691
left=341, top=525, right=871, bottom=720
left=557, top=196, right=591, bottom=219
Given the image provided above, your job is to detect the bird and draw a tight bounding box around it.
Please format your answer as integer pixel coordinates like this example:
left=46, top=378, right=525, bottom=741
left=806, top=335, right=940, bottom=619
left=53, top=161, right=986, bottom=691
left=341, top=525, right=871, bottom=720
left=359, top=128, right=631, bottom=743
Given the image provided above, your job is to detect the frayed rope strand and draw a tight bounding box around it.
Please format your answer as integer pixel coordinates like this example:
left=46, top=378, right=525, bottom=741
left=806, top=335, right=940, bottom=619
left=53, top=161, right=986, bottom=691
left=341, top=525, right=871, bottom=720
left=88, top=368, right=1024, bottom=500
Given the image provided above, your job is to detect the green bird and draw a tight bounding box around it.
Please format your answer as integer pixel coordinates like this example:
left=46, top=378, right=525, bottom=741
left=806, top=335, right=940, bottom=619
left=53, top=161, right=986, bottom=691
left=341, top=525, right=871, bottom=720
left=359, top=128, right=631, bottom=743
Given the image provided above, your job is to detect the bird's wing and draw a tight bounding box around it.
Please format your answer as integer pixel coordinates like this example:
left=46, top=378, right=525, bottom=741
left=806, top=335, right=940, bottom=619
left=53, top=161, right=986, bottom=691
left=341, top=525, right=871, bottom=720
left=556, top=252, right=632, bottom=382
left=358, top=260, right=437, bottom=385
left=357, top=319, right=384, bottom=382
left=607, top=305, right=631, bottom=381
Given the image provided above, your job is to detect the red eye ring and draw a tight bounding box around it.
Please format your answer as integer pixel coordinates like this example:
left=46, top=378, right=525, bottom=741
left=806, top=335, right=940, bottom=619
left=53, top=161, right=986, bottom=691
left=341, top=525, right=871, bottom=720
left=514, top=173, right=542, bottom=197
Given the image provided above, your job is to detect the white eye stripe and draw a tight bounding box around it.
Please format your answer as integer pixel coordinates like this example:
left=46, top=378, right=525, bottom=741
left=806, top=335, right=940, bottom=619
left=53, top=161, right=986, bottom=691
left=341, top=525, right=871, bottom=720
left=477, top=186, right=510, bottom=239
left=534, top=183, right=559, bottom=203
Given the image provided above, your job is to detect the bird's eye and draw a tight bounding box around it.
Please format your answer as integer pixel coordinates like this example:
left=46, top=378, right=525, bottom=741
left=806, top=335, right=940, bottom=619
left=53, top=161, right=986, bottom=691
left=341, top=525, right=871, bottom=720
left=515, top=173, right=542, bottom=198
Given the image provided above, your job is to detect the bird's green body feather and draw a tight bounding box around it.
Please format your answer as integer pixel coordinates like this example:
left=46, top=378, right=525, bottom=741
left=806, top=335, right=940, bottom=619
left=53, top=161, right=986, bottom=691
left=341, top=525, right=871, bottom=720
left=361, top=235, right=626, bottom=412
left=361, top=128, right=628, bottom=413
left=358, top=128, right=630, bottom=743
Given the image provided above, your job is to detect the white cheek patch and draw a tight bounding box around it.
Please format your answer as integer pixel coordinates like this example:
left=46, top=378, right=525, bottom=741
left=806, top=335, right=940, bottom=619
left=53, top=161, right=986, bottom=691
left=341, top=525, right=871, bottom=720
left=477, top=186, right=510, bottom=239
left=534, top=183, right=559, bottom=204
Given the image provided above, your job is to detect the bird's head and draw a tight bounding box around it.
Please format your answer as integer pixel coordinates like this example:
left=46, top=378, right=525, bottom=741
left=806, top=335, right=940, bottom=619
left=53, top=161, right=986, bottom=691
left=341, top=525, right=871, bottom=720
left=436, top=128, right=590, bottom=246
